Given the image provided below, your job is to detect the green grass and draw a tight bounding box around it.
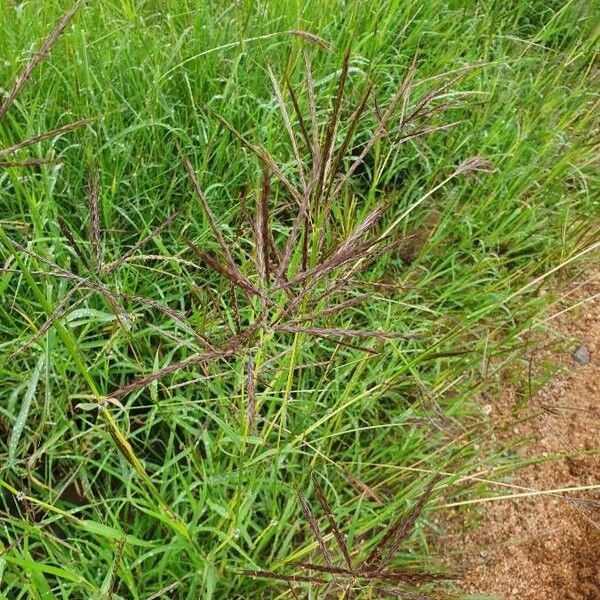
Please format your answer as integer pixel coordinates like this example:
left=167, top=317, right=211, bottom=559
left=0, top=1, right=598, bottom=598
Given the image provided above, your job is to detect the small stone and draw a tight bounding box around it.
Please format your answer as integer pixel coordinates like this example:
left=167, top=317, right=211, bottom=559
left=572, top=345, right=590, bottom=366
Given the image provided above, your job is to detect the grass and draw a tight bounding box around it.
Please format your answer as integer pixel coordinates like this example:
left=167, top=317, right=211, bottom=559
left=0, top=0, right=598, bottom=598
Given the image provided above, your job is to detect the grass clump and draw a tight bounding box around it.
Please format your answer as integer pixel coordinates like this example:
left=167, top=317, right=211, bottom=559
left=0, top=1, right=598, bottom=598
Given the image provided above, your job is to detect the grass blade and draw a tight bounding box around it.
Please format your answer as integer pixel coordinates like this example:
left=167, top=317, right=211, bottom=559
left=329, top=60, right=417, bottom=203
left=286, top=79, right=313, bottom=158
left=316, top=47, right=351, bottom=201
left=105, top=211, right=178, bottom=274
left=110, top=322, right=261, bottom=398
left=286, top=295, right=370, bottom=326
left=0, top=117, right=95, bottom=156
left=243, top=570, right=327, bottom=585
left=0, top=1, right=82, bottom=121
left=303, top=49, right=320, bottom=165
left=5, top=283, right=87, bottom=365
left=0, top=158, right=60, bottom=168
left=256, top=168, right=271, bottom=291
left=186, top=241, right=262, bottom=299
left=209, top=111, right=305, bottom=206
left=297, top=489, right=334, bottom=568
left=361, top=475, right=441, bottom=573
left=287, top=30, right=331, bottom=50
left=8, top=354, right=45, bottom=466
left=267, top=65, right=306, bottom=188
left=87, top=166, right=102, bottom=272
left=58, top=216, right=91, bottom=272
left=246, top=355, right=257, bottom=433
left=275, top=325, right=419, bottom=341
left=183, top=156, right=240, bottom=270
left=278, top=203, right=387, bottom=290
left=312, top=475, right=353, bottom=571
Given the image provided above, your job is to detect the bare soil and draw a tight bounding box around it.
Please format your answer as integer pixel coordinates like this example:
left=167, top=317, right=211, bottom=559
left=442, top=271, right=600, bottom=599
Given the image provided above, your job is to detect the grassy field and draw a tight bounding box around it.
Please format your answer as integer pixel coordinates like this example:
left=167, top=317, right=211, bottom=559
left=0, top=1, right=598, bottom=598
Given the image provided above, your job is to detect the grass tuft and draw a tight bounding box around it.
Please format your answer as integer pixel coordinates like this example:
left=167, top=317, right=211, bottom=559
left=0, top=1, right=598, bottom=598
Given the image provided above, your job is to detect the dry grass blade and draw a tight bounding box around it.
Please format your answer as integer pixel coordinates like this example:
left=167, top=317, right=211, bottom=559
left=329, top=338, right=380, bottom=356
left=0, top=117, right=95, bottom=156
left=107, top=538, right=126, bottom=600
left=301, top=219, right=310, bottom=272
left=342, top=469, right=385, bottom=504
left=246, top=355, right=256, bottom=433
left=186, top=241, right=262, bottom=299
left=256, top=168, right=271, bottom=290
left=267, top=65, right=306, bottom=188
left=142, top=581, right=182, bottom=600
left=273, top=197, right=308, bottom=284
left=58, top=216, right=90, bottom=271
left=83, top=279, right=132, bottom=328
left=313, top=236, right=411, bottom=308
left=403, top=69, right=473, bottom=125
left=395, top=56, right=419, bottom=130
left=361, top=475, right=441, bottom=573
left=275, top=325, right=419, bottom=341
left=270, top=248, right=364, bottom=326
left=297, top=563, right=444, bottom=584
left=311, top=475, right=353, bottom=571
left=267, top=220, right=283, bottom=267
left=278, top=239, right=370, bottom=294
left=287, top=583, right=303, bottom=600
left=105, top=211, right=178, bottom=274
left=0, top=1, right=82, bottom=121
left=231, top=284, right=242, bottom=332
left=287, top=30, right=331, bottom=50
left=453, top=155, right=494, bottom=176
left=0, top=158, right=60, bottom=168
left=340, top=584, right=353, bottom=600
left=243, top=570, right=327, bottom=585
left=7, top=236, right=87, bottom=283
left=297, top=489, right=334, bottom=568
left=87, top=166, right=102, bottom=271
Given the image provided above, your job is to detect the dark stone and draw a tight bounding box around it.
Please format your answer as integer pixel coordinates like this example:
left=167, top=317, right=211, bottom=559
left=572, top=345, right=590, bottom=366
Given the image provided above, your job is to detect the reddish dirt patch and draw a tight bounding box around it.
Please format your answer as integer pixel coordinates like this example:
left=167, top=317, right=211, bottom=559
left=442, top=271, right=600, bottom=599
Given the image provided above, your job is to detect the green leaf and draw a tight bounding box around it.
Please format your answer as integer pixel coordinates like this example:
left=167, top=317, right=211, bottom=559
left=80, top=520, right=155, bottom=547
left=5, top=553, right=91, bottom=588
left=8, top=354, right=45, bottom=467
